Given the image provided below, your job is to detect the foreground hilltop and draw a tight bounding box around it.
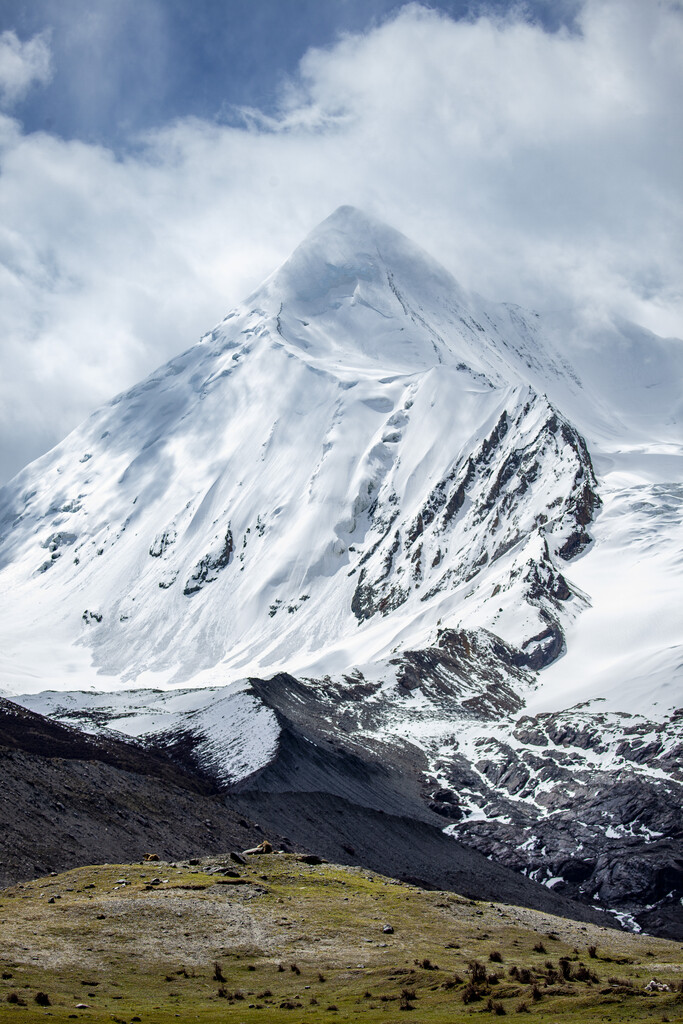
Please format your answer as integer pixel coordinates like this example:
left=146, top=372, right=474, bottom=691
left=0, top=853, right=682, bottom=1023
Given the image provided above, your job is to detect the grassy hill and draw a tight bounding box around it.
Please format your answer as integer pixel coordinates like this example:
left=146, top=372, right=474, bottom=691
left=0, top=853, right=681, bottom=1022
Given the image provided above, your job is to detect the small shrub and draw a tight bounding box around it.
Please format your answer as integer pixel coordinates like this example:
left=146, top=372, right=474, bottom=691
left=257, top=989, right=272, bottom=998
left=290, top=963, right=301, bottom=975
left=401, top=988, right=417, bottom=1001
left=318, top=972, right=326, bottom=983
left=518, top=968, right=532, bottom=985
left=217, top=987, right=228, bottom=999
left=588, top=945, right=598, bottom=959
left=310, top=996, right=318, bottom=1005
left=508, top=966, right=518, bottom=979
left=559, top=958, right=572, bottom=980
left=247, top=964, right=256, bottom=971
left=6, top=994, right=25, bottom=1005
left=277, top=964, right=285, bottom=972
left=233, top=990, right=245, bottom=1001
left=531, top=984, right=542, bottom=1002
left=363, top=990, right=372, bottom=998
left=35, top=992, right=51, bottom=1006
left=468, top=960, right=488, bottom=985
left=488, top=973, right=500, bottom=985
left=213, top=963, right=225, bottom=982
left=489, top=951, right=503, bottom=963
left=420, top=957, right=437, bottom=970
left=516, top=1001, right=530, bottom=1013
left=533, top=942, right=546, bottom=954
left=486, top=997, right=506, bottom=1015
left=326, top=1005, right=338, bottom=1012
left=462, top=983, right=482, bottom=1004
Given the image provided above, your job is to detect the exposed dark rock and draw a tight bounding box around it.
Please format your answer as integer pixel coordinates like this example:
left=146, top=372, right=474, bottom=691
left=349, top=393, right=600, bottom=632
left=517, top=618, right=565, bottom=670
left=394, top=629, right=528, bottom=718
left=149, top=528, right=176, bottom=558
left=524, top=560, right=571, bottom=602
left=183, top=527, right=234, bottom=595
left=557, top=528, right=593, bottom=560
left=230, top=790, right=613, bottom=928
left=513, top=716, right=549, bottom=747
left=442, top=707, right=683, bottom=938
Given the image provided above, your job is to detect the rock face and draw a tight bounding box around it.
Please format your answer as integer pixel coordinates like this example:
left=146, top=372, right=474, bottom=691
left=183, top=527, right=234, bottom=595
left=350, top=398, right=599, bottom=648
left=0, top=207, right=681, bottom=938
left=439, top=706, right=683, bottom=938
left=0, top=695, right=614, bottom=929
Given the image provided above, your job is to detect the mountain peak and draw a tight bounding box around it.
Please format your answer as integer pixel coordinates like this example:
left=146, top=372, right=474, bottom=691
left=261, top=205, right=464, bottom=314
left=320, top=203, right=379, bottom=229
left=305, top=203, right=406, bottom=245
left=244, top=205, right=473, bottom=373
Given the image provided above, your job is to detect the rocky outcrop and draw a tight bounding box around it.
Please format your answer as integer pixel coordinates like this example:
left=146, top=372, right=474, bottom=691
left=184, top=527, right=234, bottom=595
left=350, top=392, right=599, bottom=679
left=439, top=706, right=683, bottom=937
left=394, top=629, right=529, bottom=717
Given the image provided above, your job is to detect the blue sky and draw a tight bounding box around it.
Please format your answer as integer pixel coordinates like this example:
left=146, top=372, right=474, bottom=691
left=0, top=0, right=680, bottom=483
left=2, top=1, right=580, bottom=144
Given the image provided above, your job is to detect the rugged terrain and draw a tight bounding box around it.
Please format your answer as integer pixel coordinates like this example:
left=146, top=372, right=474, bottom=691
left=1, top=853, right=682, bottom=1023
left=0, top=695, right=615, bottom=927
left=0, top=206, right=681, bottom=936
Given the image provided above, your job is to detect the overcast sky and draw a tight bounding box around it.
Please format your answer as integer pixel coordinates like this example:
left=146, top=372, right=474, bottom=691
left=0, top=0, right=681, bottom=483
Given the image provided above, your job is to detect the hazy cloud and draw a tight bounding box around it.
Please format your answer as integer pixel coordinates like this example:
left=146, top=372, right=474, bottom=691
left=0, top=0, right=681, bottom=482
left=0, top=30, right=51, bottom=107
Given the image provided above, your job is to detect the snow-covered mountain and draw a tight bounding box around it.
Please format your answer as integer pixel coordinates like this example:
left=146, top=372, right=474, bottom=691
left=1, top=206, right=681, bottom=935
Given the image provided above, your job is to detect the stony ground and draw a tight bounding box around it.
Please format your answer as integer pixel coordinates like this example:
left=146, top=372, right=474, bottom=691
left=1, top=852, right=682, bottom=1023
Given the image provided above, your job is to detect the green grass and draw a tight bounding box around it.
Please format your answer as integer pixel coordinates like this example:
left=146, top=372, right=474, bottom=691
left=0, top=854, right=681, bottom=1022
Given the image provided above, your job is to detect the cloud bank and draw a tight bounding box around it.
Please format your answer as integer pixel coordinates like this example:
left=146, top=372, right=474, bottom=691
left=0, top=0, right=681, bottom=482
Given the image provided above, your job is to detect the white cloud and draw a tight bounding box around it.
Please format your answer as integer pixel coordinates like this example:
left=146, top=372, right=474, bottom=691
left=0, top=0, right=682, bottom=482
left=0, top=30, right=52, bottom=107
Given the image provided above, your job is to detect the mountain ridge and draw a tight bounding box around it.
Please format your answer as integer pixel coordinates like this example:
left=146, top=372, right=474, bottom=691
left=1, top=206, right=681, bottom=936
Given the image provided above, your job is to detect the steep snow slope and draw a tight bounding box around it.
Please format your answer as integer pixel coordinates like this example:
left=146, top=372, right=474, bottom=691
left=0, top=205, right=621, bottom=695
left=1, top=201, right=681, bottom=725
